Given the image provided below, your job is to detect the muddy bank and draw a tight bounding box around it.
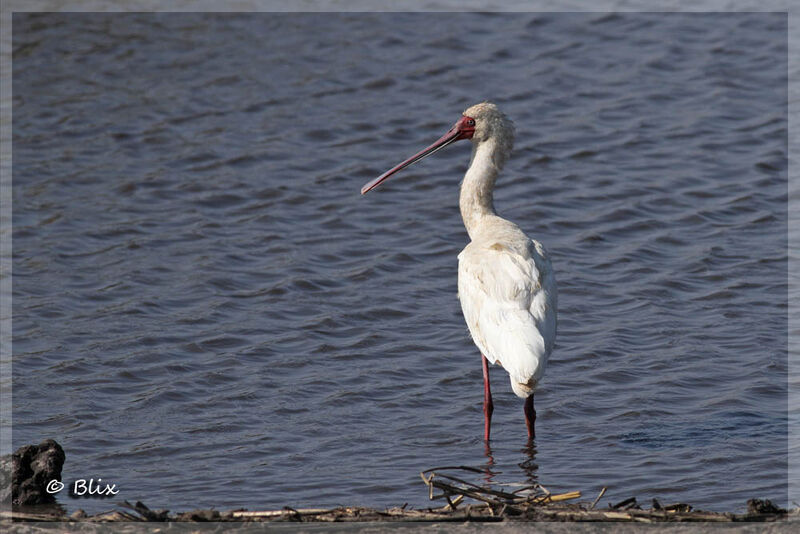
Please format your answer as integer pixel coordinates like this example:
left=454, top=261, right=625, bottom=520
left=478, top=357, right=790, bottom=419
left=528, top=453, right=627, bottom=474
left=8, top=498, right=794, bottom=524
left=4, top=485, right=794, bottom=525
left=4, top=443, right=794, bottom=526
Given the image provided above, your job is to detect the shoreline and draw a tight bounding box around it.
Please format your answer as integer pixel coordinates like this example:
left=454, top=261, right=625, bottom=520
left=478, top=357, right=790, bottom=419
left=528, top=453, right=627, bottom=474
left=4, top=495, right=795, bottom=525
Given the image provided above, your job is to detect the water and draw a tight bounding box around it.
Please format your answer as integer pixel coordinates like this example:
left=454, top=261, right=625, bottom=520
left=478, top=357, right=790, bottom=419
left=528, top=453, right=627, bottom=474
left=10, top=12, right=787, bottom=514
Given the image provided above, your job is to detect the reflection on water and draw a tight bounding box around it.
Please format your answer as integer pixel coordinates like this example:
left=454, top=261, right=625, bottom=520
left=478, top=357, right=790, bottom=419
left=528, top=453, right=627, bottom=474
left=483, top=442, right=495, bottom=483
left=479, top=440, right=540, bottom=495
left=519, top=442, right=539, bottom=487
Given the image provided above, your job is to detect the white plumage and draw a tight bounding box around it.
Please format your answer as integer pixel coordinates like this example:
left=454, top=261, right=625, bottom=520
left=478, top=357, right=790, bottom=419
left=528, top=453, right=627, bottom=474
left=458, top=226, right=557, bottom=398
left=456, top=102, right=557, bottom=417
left=362, top=102, right=557, bottom=440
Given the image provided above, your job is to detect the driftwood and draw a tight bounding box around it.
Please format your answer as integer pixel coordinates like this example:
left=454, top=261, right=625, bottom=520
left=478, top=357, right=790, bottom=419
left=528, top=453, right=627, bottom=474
left=3, top=467, right=794, bottom=523
left=416, top=466, right=789, bottom=523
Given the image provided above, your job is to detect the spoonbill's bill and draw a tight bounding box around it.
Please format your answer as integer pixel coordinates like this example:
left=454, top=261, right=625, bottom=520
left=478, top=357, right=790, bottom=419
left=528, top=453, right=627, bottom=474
left=361, top=102, right=557, bottom=441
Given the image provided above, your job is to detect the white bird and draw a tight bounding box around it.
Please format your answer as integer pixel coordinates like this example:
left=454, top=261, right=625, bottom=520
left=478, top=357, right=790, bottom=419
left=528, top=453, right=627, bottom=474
left=361, top=102, right=557, bottom=441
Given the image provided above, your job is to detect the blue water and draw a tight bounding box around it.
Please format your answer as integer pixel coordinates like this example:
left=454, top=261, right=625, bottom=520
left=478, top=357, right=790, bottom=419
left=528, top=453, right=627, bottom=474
left=10, top=12, right=787, bottom=514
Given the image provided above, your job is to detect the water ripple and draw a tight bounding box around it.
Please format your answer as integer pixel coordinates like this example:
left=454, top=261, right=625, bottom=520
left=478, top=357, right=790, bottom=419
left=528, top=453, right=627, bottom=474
left=11, top=11, right=786, bottom=515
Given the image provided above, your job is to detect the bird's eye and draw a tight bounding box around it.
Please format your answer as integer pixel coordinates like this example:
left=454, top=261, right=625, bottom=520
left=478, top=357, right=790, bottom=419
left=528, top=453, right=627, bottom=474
left=466, top=119, right=475, bottom=126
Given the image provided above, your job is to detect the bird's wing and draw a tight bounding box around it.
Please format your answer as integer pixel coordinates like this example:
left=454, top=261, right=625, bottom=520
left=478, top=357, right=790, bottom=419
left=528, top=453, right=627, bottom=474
left=458, top=239, right=557, bottom=395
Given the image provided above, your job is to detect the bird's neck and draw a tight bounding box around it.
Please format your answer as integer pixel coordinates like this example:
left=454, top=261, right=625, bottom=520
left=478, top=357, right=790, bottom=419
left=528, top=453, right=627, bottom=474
left=459, top=139, right=503, bottom=239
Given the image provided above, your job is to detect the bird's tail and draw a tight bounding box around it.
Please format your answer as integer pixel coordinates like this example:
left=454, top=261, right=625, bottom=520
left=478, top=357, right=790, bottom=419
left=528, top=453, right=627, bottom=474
left=510, top=377, right=537, bottom=398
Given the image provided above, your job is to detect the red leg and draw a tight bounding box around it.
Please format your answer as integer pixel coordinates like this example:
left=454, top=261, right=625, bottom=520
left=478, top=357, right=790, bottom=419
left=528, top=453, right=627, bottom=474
left=482, top=354, right=493, bottom=441
left=524, top=394, right=536, bottom=439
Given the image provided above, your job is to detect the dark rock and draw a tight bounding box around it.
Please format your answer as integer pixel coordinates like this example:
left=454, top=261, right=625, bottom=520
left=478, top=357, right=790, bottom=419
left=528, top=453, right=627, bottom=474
left=9, top=439, right=65, bottom=506
left=0, top=452, right=12, bottom=503
left=746, top=498, right=786, bottom=515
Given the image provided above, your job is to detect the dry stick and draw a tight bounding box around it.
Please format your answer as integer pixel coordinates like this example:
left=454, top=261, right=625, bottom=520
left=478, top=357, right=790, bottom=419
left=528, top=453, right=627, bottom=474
left=422, top=469, right=582, bottom=514
left=512, top=483, right=547, bottom=495
left=510, top=489, right=580, bottom=506
left=543, top=491, right=582, bottom=503
left=0, top=512, right=63, bottom=522
left=422, top=472, right=481, bottom=502
left=428, top=482, right=581, bottom=516
left=536, top=483, right=551, bottom=496
left=590, top=486, right=608, bottom=509
left=233, top=508, right=340, bottom=519
left=421, top=465, right=486, bottom=474
left=431, top=472, right=520, bottom=500
left=427, top=478, right=506, bottom=508
left=604, top=511, right=632, bottom=520
left=445, top=495, right=465, bottom=511
left=513, top=494, right=546, bottom=505
left=425, top=467, right=578, bottom=507
left=421, top=472, right=436, bottom=500
left=612, top=497, right=637, bottom=510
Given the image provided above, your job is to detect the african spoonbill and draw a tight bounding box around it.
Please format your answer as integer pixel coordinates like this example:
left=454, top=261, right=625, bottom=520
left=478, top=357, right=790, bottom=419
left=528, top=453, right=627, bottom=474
left=361, top=102, right=557, bottom=441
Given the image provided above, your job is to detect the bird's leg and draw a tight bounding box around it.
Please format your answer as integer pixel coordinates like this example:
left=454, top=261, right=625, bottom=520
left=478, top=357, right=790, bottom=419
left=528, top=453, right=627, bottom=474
left=524, top=394, right=536, bottom=439
left=482, top=354, right=493, bottom=441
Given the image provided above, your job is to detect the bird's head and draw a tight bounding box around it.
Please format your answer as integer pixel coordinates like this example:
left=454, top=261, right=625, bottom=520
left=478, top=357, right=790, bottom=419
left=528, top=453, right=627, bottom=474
left=462, top=102, right=515, bottom=168
left=462, top=102, right=514, bottom=146
left=361, top=101, right=512, bottom=195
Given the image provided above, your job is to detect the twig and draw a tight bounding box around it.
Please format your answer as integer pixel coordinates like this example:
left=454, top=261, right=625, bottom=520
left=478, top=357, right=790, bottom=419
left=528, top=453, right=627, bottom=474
left=590, top=486, right=607, bottom=509
left=430, top=472, right=520, bottom=500
left=545, top=491, right=582, bottom=503
left=421, top=465, right=486, bottom=474
left=612, top=497, right=637, bottom=510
